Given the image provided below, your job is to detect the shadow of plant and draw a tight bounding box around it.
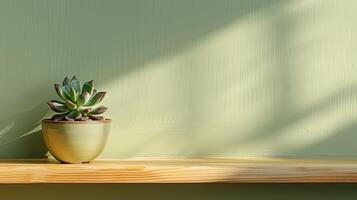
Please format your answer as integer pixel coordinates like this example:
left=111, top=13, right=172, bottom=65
left=0, top=103, right=48, bottom=158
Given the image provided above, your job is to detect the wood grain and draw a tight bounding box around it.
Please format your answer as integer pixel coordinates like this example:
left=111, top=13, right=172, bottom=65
left=0, top=159, right=357, bottom=183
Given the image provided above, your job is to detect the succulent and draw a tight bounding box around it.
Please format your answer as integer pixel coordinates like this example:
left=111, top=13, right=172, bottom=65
left=47, top=76, right=107, bottom=121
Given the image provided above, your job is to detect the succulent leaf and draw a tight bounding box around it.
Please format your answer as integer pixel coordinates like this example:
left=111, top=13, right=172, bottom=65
left=47, top=100, right=68, bottom=113
left=64, top=116, right=75, bottom=121
left=62, top=77, right=71, bottom=93
left=78, top=116, right=89, bottom=121
left=66, top=110, right=81, bottom=120
left=82, top=80, right=94, bottom=95
left=70, top=87, right=78, bottom=102
left=70, top=76, right=81, bottom=93
left=55, top=84, right=72, bottom=101
left=65, top=100, right=77, bottom=110
left=92, top=89, right=97, bottom=96
left=80, top=108, right=91, bottom=115
left=51, top=112, right=70, bottom=121
left=78, top=92, right=90, bottom=106
left=54, top=84, right=66, bottom=100
left=88, top=115, right=104, bottom=120
left=85, top=92, right=106, bottom=106
left=62, top=88, right=72, bottom=101
left=89, top=106, right=107, bottom=115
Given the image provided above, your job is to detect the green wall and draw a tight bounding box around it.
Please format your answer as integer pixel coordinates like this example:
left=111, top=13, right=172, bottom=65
left=1, top=0, right=357, bottom=199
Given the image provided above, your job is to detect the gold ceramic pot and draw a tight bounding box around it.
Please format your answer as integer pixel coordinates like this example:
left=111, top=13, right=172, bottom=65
left=42, top=119, right=111, bottom=163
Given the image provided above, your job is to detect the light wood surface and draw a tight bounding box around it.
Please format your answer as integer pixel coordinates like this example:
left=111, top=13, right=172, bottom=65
left=0, top=158, right=357, bottom=183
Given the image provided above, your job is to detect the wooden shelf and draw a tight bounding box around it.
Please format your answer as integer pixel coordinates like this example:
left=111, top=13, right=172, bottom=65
left=0, top=158, right=357, bottom=183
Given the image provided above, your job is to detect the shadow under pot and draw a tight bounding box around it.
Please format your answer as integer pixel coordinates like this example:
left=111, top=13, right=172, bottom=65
left=42, top=119, right=111, bottom=163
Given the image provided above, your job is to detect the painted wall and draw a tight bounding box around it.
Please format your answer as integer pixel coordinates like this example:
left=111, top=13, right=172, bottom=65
left=1, top=0, right=357, bottom=199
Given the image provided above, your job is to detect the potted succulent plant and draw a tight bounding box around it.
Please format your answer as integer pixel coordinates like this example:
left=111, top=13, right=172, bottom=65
left=42, top=76, right=111, bottom=163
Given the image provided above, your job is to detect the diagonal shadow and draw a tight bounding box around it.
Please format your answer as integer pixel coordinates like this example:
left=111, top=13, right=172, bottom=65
left=0, top=0, right=285, bottom=158
left=285, top=119, right=357, bottom=159
left=182, top=0, right=357, bottom=158
left=0, top=102, right=48, bottom=158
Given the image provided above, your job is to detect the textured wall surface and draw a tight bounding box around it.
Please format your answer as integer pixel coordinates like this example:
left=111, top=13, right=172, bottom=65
left=0, top=0, right=357, bottom=199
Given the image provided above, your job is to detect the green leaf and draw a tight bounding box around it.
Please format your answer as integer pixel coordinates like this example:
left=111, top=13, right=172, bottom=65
left=78, top=116, right=89, bottom=121
left=89, top=106, right=107, bottom=115
left=47, top=100, right=68, bottom=113
left=92, top=89, right=97, bottom=96
left=62, top=88, right=72, bottom=101
left=82, top=80, right=94, bottom=95
left=65, top=110, right=81, bottom=121
left=55, top=84, right=71, bottom=101
left=54, top=84, right=65, bottom=100
left=64, top=116, right=75, bottom=121
left=85, top=92, right=106, bottom=106
left=80, top=108, right=91, bottom=115
left=88, top=115, right=104, bottom=120
left=51, top=112, right=70, bottom=121
left=70, top=76, right=81, bottom=93
left=70, top=87, right=77, bottom=103
left=62, top=77, right=71, bottom=93
left=77, top=92, right=90, bottom=106
left=65, top=100, right=77, bottom=110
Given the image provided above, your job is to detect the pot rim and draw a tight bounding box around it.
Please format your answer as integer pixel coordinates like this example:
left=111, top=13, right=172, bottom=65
left=42, top=119, right=112, bottom=124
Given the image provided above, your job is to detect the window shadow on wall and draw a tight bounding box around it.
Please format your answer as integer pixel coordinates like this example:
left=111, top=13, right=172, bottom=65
left=3, top=0, right=353, bottom=160
left=0, top=0, right=285, bottom=158
left=111, top=0, right=357, bottom=160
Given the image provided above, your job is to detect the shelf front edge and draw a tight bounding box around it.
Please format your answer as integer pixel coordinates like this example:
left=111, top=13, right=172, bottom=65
left=0, top=159, right=356, bottom=183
